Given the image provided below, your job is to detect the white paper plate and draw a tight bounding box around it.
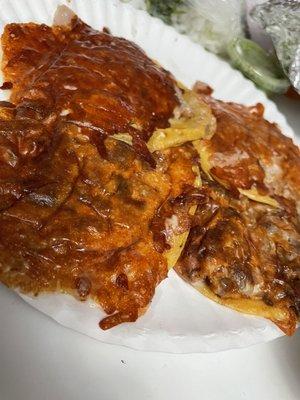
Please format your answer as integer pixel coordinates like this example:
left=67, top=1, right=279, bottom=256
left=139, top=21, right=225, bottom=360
left=0, top=0, right=297, bottom=353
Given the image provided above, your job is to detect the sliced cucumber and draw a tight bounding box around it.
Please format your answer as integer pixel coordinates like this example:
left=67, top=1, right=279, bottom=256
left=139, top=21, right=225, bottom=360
left=227, top=37, right=290, bottom=94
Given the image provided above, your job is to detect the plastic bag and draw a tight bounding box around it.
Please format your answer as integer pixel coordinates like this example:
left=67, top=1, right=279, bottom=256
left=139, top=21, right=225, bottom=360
left=122, top=0, right=246, bottom=55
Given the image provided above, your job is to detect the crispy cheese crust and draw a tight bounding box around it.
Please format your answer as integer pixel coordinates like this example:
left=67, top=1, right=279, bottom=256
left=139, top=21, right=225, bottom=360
left=0, top=15, right=211, bottom=329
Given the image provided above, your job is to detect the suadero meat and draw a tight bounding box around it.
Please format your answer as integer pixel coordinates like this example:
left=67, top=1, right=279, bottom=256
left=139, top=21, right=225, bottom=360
left=0, top=12, right=196, bottom=329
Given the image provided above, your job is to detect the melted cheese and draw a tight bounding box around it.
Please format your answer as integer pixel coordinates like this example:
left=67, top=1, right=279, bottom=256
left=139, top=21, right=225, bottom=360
left=111, top=133, right=133, bottom=146
left=165, top=162, right=201, bottom=270
left=192, top=140, right=213, bottom=180
left=238, top=188, right=279, bottom=208
left=147, top=90, right=216, bottom=152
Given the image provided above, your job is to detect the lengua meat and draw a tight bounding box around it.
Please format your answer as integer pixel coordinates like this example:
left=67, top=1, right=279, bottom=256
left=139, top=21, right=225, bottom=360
left=0, top=10, right=197, bottom=329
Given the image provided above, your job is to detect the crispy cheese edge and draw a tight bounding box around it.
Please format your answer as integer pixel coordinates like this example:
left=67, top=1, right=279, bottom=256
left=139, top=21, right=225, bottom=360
left=192, top=282, right=296, bottom=336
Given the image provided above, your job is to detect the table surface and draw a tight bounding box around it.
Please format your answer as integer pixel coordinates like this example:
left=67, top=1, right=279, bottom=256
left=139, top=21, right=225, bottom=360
left=0, top=96, right=299, bottom=400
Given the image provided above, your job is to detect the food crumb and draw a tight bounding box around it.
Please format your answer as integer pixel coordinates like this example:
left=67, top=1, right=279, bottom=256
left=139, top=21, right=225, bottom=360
left=103, top=27, right=111, bottom=34
left=0, top=81, right=13, bottom=90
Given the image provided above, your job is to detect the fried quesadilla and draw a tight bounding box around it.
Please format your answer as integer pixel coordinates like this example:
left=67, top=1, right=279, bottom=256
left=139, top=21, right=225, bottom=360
left=176, top=83, right=300, bottom=335
left=0, top=8, right=214, bottom=329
